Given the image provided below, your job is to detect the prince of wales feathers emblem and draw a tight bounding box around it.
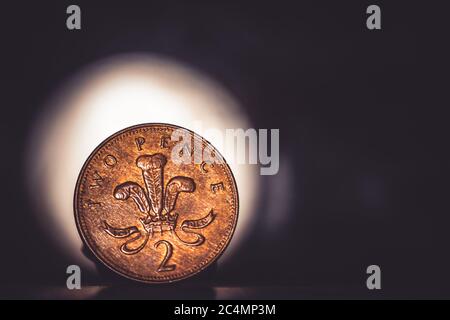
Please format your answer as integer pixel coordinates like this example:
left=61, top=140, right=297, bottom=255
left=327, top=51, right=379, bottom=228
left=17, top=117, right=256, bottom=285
left=103, top=153, right=216, bottom=255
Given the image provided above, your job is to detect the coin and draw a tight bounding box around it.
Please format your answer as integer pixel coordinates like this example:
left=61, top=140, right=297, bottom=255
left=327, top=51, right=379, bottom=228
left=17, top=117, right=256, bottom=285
left=74, top=123, right=239, bottom=283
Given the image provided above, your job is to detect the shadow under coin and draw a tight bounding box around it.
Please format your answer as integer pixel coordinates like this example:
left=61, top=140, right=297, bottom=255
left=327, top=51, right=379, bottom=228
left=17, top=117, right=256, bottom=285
left=94, top=284, right=216, bottom=300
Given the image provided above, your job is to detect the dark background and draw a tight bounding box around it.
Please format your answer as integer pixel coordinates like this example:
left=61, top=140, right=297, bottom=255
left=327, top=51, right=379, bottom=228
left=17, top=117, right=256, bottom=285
left=1, top=0, right=450, bottom=298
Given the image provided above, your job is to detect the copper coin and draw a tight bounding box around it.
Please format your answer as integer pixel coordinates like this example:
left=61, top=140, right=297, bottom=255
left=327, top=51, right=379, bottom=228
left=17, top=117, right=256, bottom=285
left=74, top=123, right=239, bottom=283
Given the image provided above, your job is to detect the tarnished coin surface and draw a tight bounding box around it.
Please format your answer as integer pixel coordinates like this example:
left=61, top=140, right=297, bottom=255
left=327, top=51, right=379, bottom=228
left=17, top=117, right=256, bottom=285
left=74, top=123, right=238, bottom=283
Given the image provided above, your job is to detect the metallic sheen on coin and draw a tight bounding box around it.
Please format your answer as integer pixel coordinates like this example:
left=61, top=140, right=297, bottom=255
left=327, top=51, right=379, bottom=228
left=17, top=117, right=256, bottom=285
left=74, top=123, right=239, bottom=283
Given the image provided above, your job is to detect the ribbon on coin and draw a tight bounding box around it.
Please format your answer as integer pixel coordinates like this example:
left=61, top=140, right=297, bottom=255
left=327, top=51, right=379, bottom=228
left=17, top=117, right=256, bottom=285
left=174, top=210, right=216, bottom=246
left=103, top=221, right=149, bottom=255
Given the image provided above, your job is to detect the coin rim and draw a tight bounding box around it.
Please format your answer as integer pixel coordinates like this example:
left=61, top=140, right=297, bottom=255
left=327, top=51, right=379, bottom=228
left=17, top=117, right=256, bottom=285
left=73, top=123, right=239, bottom=284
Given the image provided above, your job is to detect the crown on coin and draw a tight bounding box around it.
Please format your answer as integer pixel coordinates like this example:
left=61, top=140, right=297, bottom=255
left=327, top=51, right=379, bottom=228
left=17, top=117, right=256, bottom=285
left=140, top=213, right=178, bottom=235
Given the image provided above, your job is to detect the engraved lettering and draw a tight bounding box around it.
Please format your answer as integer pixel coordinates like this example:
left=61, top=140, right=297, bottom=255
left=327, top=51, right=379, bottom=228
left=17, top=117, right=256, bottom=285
left=84, top=199, right=102, bottom=208
left=104, top=154, right=117, bottom=168
left=210, top=182, right=224, bottom=194
left=181, top=210, right=216, bottom=229
left=160, top=135, right=170, bottom=148
left=178, top=143, right=193, bottom=158
left=135, top=137, right=145, bottom=151
left=200, top=161, right=214, bottom=173
left=89, top=171, right=103, bottom=189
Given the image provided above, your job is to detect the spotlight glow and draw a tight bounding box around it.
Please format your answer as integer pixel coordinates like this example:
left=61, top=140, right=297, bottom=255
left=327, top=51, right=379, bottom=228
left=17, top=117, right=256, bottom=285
left=27, top=54, right=259, bottom=273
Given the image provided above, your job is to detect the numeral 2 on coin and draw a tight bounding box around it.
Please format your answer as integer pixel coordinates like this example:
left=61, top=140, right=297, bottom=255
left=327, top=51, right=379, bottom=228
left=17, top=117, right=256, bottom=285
left=154, top=240, right=176, bottom=272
